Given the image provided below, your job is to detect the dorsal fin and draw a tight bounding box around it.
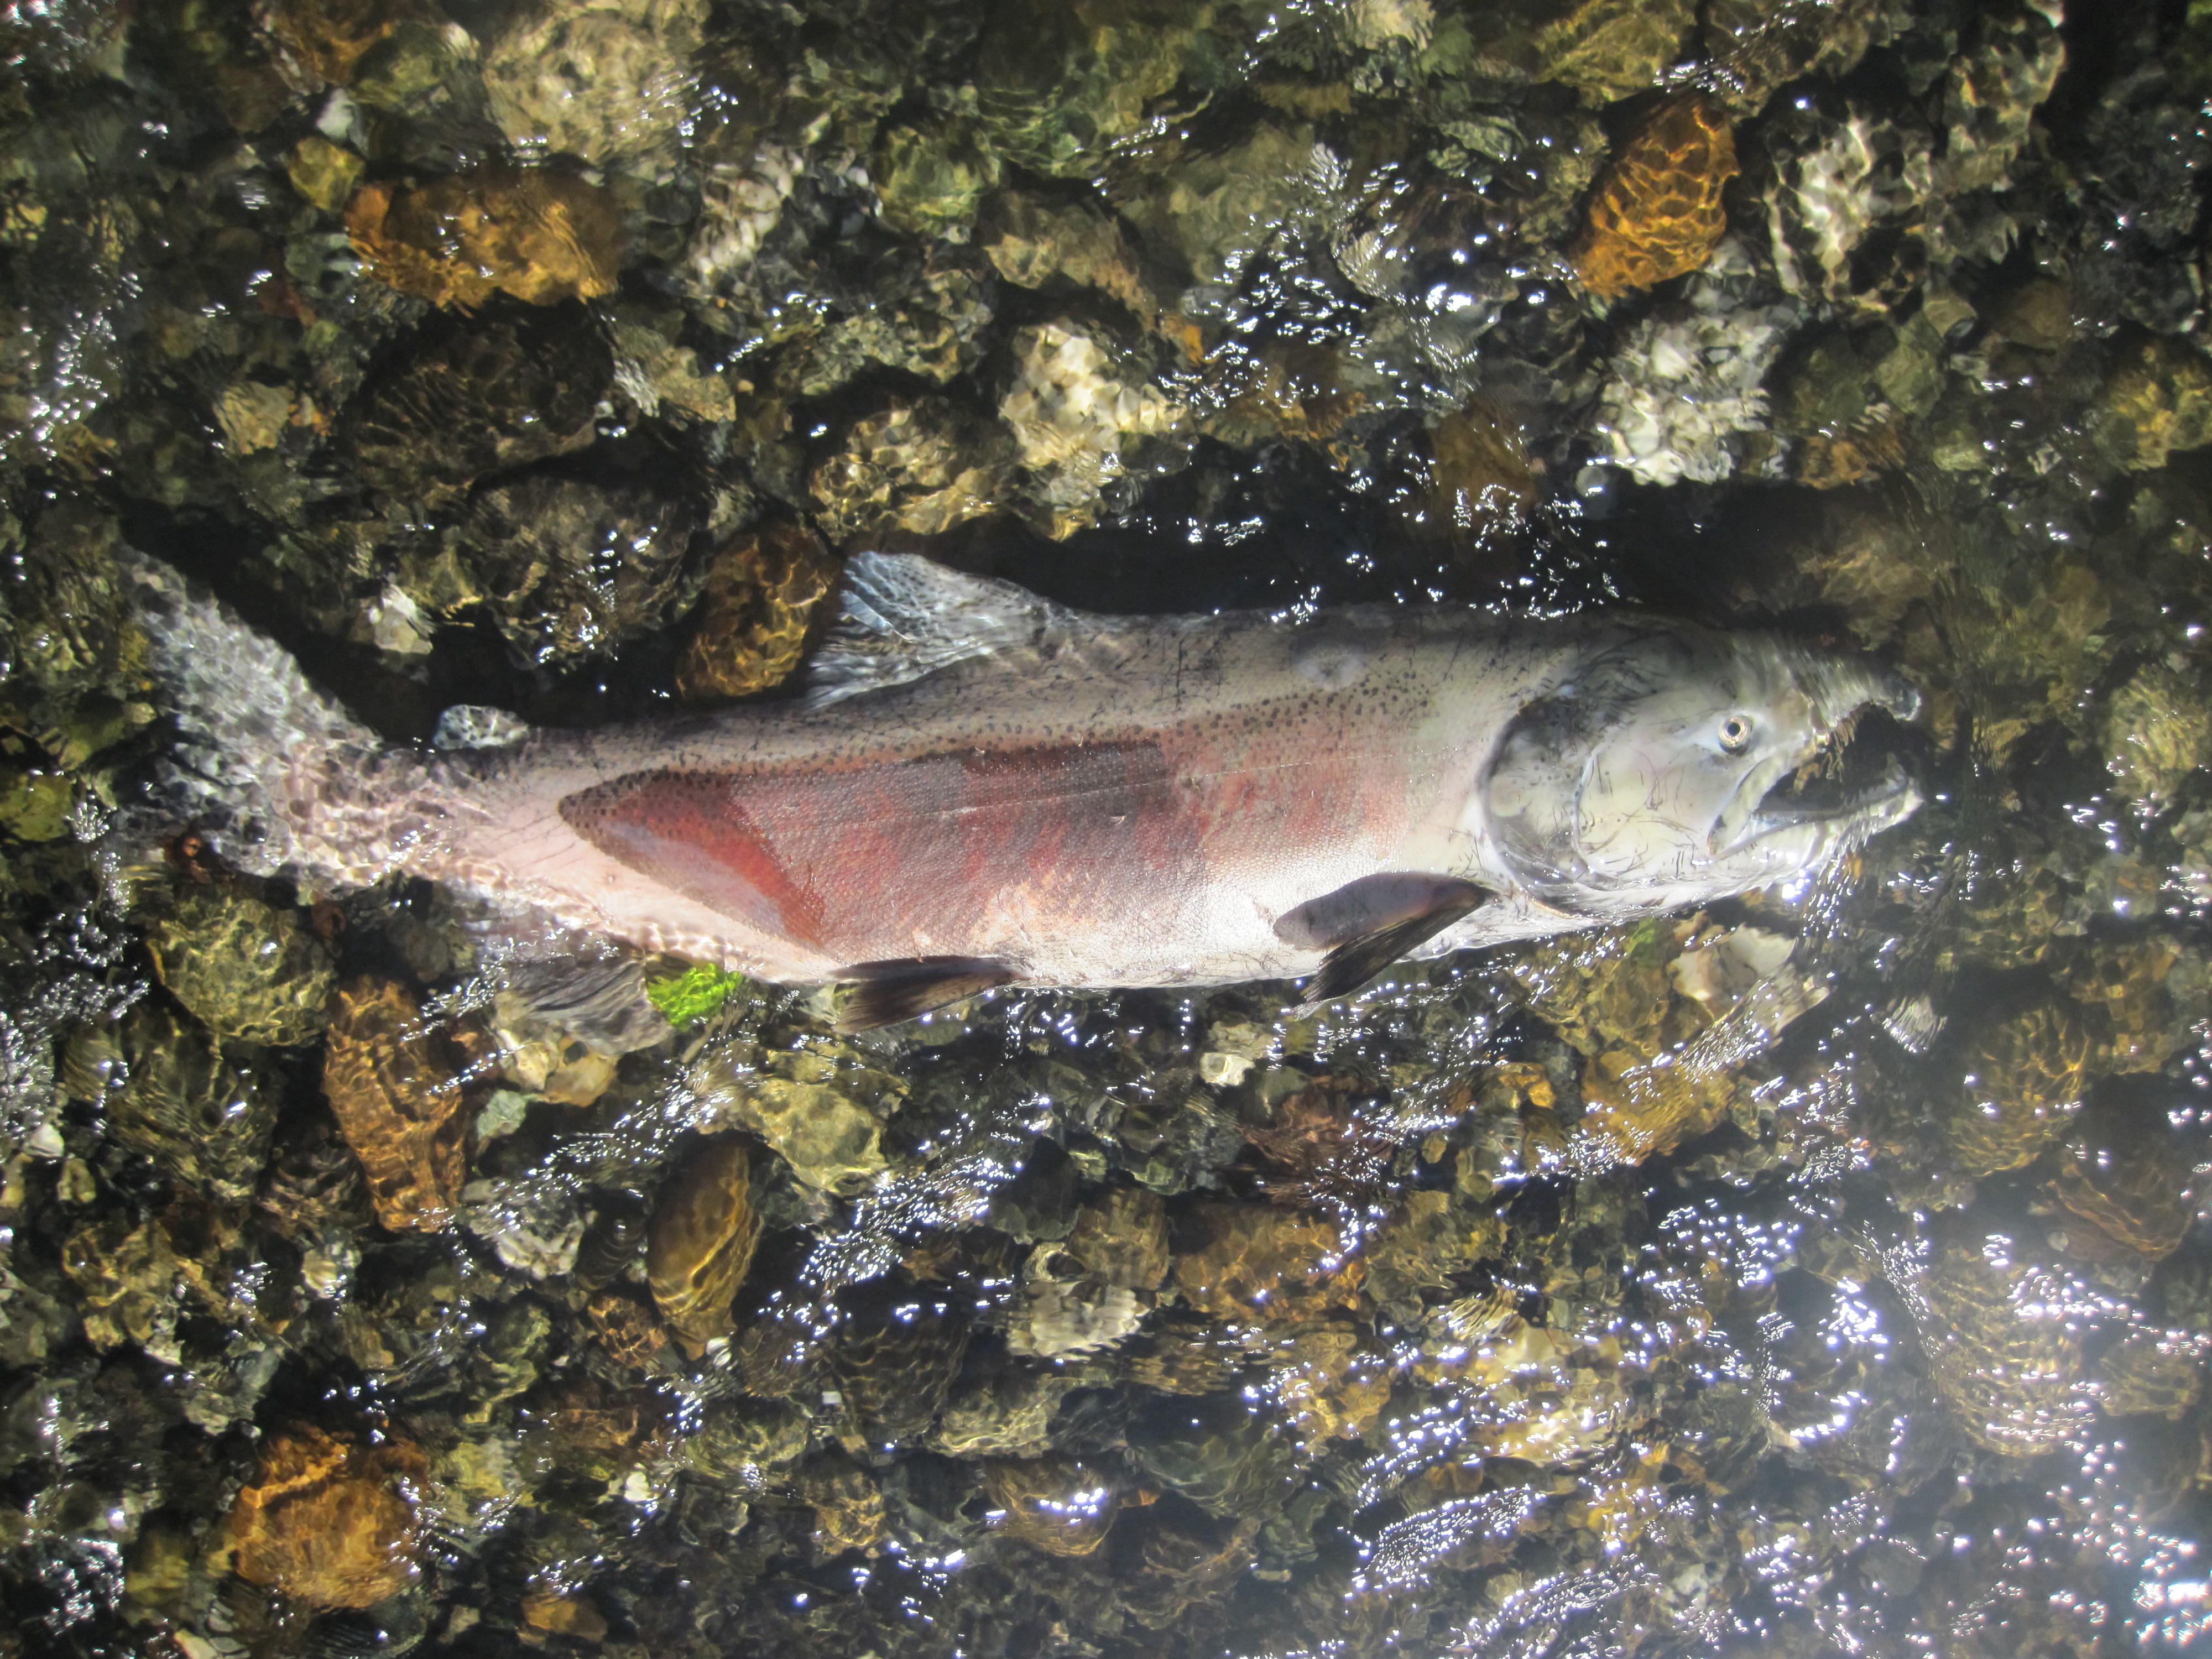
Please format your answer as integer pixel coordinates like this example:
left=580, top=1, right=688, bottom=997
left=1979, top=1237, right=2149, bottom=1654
left=802, top=551, right=1100, bottom=708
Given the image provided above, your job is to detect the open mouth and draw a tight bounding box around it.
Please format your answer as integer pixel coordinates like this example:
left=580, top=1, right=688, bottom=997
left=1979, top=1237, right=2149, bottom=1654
left=1714, top=702, right=1921, bottom=854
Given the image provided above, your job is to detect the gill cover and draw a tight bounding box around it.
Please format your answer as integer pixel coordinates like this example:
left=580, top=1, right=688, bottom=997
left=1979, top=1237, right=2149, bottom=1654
left=1484, top=629, right=1694, bottom=906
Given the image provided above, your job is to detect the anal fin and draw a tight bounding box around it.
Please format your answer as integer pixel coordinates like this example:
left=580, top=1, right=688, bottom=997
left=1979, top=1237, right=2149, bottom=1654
left=1284, top=875, right=1489, bottom=1013
left=835, top=957, right=1017, bottom=1034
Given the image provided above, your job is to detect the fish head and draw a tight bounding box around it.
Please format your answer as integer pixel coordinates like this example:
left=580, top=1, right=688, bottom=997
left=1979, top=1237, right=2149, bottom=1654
left=1483, top=627, right=1921, bottom=916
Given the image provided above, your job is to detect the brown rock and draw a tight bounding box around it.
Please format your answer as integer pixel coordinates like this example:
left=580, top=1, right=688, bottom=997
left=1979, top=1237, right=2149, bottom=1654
left=795, top=1452, right=885, bottom=1557
left=1573, top=93, right=1738, bottom=300
left=226, top=1425, right=426, bottom=1609
left=1126, top=1514, right=1260, bottom=1629
left=1792, top=413, right=1907, bottom=490
left=646, top=1137, right=760, bottom=1357
left=808, top=398, right=1016, bottom=545
left=1243, top=1082, right=1400, bottom=1208
left=675, top=523, right=841, bottom=703
left=2096, top=1331, right=2203, bottom=1418
left=731, top=1310, right=827, bottom=1399
left=519, top=1379, right=668, bottom=1486
left=833, top=1296, right=971, bottom=1443
left=1199, top=341, right=1366, bottom=449
left=263, top=0, right=427, bottom=85
left=1123, top=1327, right=1239, bottom=1396
left=1065, top=1183, right=1170, bottom=1291
left=1916, top=1235, right=2085, bottom=1457
left=2094, top=335, right=2212, bottom=472
left=1986, top=274, right=2075, bottom=351
left=1268, top=1322, right=1392, bottom=1442
left=1400, top=403, right=1540, bottom=552
left=521, top=1589, right=609, bottom=1641
left=346, top=168, right=625, bottom=310
left=1948, top=998, right=2089, bottom=1178
left=585, top=1285, right=672, bottom=1372
left=1171, top=1203, right=1363, bottom=1323
left=322, top=975, right=469, bottom=1233
left=984, top=1456, right=1118, bottom=1557
left=61, top=1209, right=177, bottom=1352
left=2049, top=1142, right=2193, bottom=1261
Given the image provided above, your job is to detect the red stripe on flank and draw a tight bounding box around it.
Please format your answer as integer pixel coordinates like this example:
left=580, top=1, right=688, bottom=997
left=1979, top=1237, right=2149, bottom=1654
left=558, top=740, right=1207, bottom=964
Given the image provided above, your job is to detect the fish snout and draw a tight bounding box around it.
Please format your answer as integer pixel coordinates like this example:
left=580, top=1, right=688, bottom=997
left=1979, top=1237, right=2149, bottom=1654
left=1802, top=653, right=1921, bottom=732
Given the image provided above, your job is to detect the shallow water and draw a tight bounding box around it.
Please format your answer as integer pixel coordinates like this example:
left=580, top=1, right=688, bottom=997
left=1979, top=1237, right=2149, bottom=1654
left=2, top=0, right=2211, bottom=1654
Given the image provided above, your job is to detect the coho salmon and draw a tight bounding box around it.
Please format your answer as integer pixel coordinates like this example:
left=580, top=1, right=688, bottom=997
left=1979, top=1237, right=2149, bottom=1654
left=125, top=551, right=1921, bottom=1029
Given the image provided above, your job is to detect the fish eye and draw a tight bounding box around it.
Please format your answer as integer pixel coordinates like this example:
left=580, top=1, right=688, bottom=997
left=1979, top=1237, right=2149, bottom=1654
left=1719, top=714, right=1755, bottom=754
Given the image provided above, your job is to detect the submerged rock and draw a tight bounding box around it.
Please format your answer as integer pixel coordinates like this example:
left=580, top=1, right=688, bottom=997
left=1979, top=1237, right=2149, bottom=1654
left=430, top=472, right=700, bottom=670
left=61, top=1206, right=179, bottom=1353
left=1000, top=320, right=1180, bottom=536
left=84, top=1001, right=280, bottom=1202
left=487, top=952, right=669, bottom=1105
left=1946, top=997, right=2089, bottom=1178
left=1910, top=1232, right=2087, bottom=1457
left=1589, top=238, right=1793, bottom=486
left=351, top=310, right=609, bottom=497
left=1005, top=1240, right=1149, bottom=1359
left=675, top=521, right=839, bottom=703
left=797, top=1451, right=886, bottom=1557
left=2105, top=661, right=2211, bottom=806
left=794, top=259, right=997, bottom=398
left=1527, top=0, right=1693, bottom=105
left=1171, top=1203, right=1361, bottom=1324
left=979, top=189, right=1168, bottom=328
left=225, top=1423, right=427, bottom=1609
left=143, top=885, right=335, bottom=1047
left=345, top=168, right=627, bottom=310
left=973, top=0, right=1202, bottom=178
left=321, top=974, right=469, bottom=1233
left=1064, top=1182, right=1171, bottom=1291
left=1573, top=93, right=1738, bottom=301
left=984, top=1455, right=1118, bottom=1557
left=810, top=397, right=1017, bottom=546
left=929, top=1366, right=1081, bottom=1459
left=481, top=0, right=705, bottom=169
left=833, top=1290, right=969, bottom=1446
left=873, top=118, right=1001, bottom=242
left=1751, top=103, right=1934, bottom=316
left=645, top=1136, right=760, bottom=1357
left=688, top=1036, right=896, bottom=1196
left=262, top=0, right=431, bottom=86
left=2094, top=335, right=2212, bottom=472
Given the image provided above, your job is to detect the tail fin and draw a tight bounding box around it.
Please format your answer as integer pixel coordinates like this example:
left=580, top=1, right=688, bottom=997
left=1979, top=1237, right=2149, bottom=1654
left=119, top=551, right=426, bottom=892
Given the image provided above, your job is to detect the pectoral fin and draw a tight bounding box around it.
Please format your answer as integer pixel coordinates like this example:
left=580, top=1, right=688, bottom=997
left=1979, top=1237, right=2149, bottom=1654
left=1279, top=874, right=1489, bottom=1011
left=835, top=957, right=1017, bottom=1033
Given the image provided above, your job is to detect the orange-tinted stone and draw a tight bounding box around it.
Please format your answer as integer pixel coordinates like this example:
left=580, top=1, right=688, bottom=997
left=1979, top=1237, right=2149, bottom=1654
left=227, top=1425, right=425, bottom=1608
left=321, top=975, right=468, bottom=1233
left=346, top=169, right=625, bottom=310
left=1171, top=1202, right=1363, bottom=1323
left=264, top=0, right=426, bottom=85
left=1573, top=93, right=1738, bottom=300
